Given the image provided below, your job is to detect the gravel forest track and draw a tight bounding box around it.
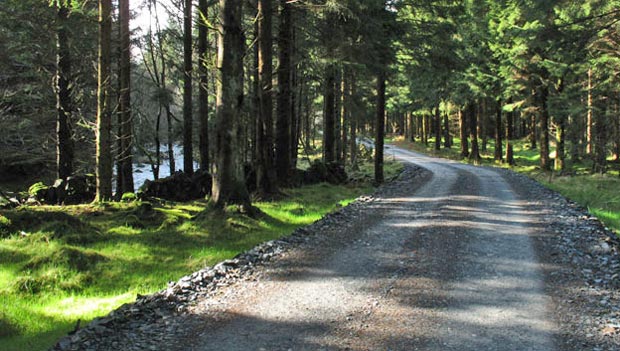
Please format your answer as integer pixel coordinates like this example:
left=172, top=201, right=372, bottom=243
left=53, top=144, right=620, bottom=351
left=176, top=146, right=561, bottom=351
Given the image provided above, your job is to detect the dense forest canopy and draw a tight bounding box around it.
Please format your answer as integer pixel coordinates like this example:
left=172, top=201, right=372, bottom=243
left=1, top=0, right=620, bottom=205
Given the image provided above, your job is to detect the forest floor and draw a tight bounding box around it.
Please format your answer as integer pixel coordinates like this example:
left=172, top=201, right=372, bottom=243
left=51, top=145, right=620, bottom=350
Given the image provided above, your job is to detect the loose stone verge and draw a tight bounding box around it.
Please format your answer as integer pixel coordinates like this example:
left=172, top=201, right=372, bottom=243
left=498, top=168, right=620, bottom=351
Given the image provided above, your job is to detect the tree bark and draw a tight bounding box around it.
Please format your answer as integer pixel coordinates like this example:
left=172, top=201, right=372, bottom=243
left=95, top=0, right=113, bottom=201
left=118, top=0, right=134, bottom=194
left=614, top=96, right=620, bottom=162
left=479, top=100, right=487, bottom=152
left=56, top=0, right=73, bottom=180
left=291, top=43, right=300, bottom=168
left=342, top=71, right=349, bottom=163
left=183, top=0, right=194, bottom=175
left=256, top=0, right=278, bottom=195
left=586, top=68, right=593, bottom=155
left=276, top=0, right=293, bottom=181
left=434, top=105, right=441, bottom=151
left=212, top=0, right=250, bottom=207
left=555, top=80, right=566, bottom=172
left=349, top=72, right=358, bottom=169
left=505, top=102, right=515, bottom=166
left=198, top=0, right=210, bottom=171
left=323, top=65, right=336, bottom=163
left=375, top=73, right=386, bottom=185
left=459, top=108, right=469, bottom=158
left=422, top=113, right=428, bottom=146
left=529, top=113, right=537, bottom=150
left=539, top=85, right=550, bottom=171
left=555, top=116, right=566, bottom=172
left=334, top=68, right=343, bottom=163
left=593, top=98, right=608, bottom=174
left=494, top=99, right=503, bottom=162
left=469, top=101, right=481, bottom=163
left=443, top=107, right=451, bottom=148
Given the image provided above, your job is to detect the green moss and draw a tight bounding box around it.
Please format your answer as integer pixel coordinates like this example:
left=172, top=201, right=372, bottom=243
left=27, top=182, right=47, bottom=197
left=121, top=192, right=137, bottom=202
left=0, top=215, right=12, bottom=238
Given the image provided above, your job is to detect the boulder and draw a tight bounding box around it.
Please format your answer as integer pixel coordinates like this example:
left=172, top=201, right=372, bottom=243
left=302, top=161, right=348, bottom=185
left=29, top=175, right=96, bottom=205
left=138, top=169, right=212, bottom=202
left=63, top=175, right=96, bottom=204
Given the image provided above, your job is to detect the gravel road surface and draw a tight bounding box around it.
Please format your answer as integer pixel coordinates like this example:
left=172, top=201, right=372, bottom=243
left=178, top=147, right=561, bottom=350
left=54, top=144, right=620, bottom=351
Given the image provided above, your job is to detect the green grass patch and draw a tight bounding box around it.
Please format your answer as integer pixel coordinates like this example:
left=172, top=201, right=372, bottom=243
left=0, top=159, right=397, bottom=351
left=537, top=174, right=620, bottom=236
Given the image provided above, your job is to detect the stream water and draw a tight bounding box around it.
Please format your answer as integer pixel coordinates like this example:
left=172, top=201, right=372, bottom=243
left=130, top=144, right=198, bottom=191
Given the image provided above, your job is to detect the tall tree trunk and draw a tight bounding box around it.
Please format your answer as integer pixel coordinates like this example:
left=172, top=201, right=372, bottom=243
left=95, top=0, right=113, bottom=201
left=304, top=87, right=311, bottom=149
left=434, top=105, right=441, bottom=151
left=118, top=0, right=134, bottom=194
left=459, top=108, right=469, bottom=158
left=290, top=21, right=299, bottom=168
left=614, top=96, right=620, bottom=162
left=375, top=73, right=386, bottom=185
left=494, top=99, right=503, bottom=162
left=154, top=5, right=175, bottom=175
left=480, top=100, right=487, bottom=152
left=291, top=64, right=300, bottom=168
left=349, top=72, right=358, bottom=169
left=212, top=0, right=250, bottom=207
left=569, top=115, right=581, bottom=164
left=323, top=65, right=336, bottom=163
left=443, top=107, right=451, bottom=148
left=409, top=112, right=415, bottom=142
left=256, top=0, right=278, bottom=195
left=555, top=116, right=566, bottom=172
left=592, top=97, right=608, bottom=174
left=341, top=71, right=349, bottom=163
left=422, top=113, right=428, bottom=146
left=56, top=1, right=73, bottom=180
left=505, top=101, right=515, bottom=166
left=555, top=80, right=566, bottom=172
left=529, top=113, right=537, bottom=149
left=293, top=74, right=303, bottom=168
left=276, top=0, right=292, bottom=180
left=539, top=85, right=550, bottom=171
left=469, top=101, right=481, bottom=163
left=334, top=68, right=343, bottom=163
left=166, top=106, right=175, bottom=174
left=154, top=106, right=161, bottom=180
left=198, top=0, right=210, bottom=171
left=183, top=0, right=194, bottom=175
left=586, top=68, right=593, bottom=155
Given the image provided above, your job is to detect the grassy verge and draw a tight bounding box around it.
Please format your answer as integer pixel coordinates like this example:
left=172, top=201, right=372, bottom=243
left=390, top=135, right=620, bottom=237
left=0, top=160, right=403, bottom=351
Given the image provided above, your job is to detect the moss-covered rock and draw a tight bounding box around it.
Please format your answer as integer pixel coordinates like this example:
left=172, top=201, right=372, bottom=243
left=138, top=169, right=212, bottom=202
